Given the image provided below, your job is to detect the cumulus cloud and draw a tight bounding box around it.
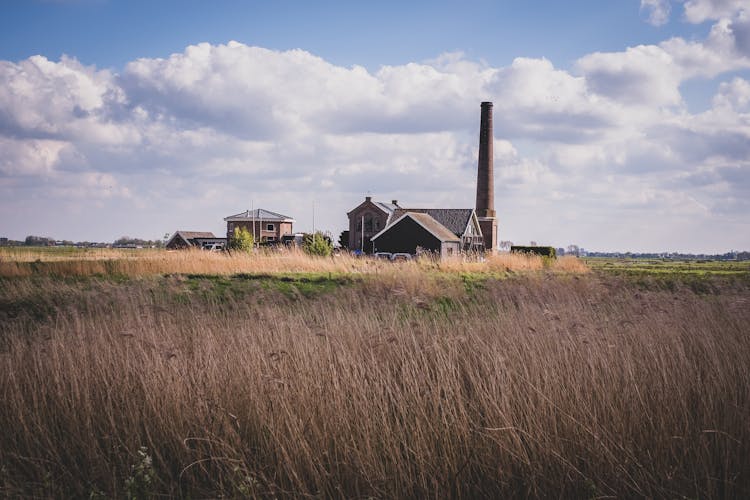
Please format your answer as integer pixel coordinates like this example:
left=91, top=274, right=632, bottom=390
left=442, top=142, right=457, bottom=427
left=1, top=34, right=749, bottom=251
left=577, top=45, right=683, bottom=107
left=0, top=137, right=72, bottom=176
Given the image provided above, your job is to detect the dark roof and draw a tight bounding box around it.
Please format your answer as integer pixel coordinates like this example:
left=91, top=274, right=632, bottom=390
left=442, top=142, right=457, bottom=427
left=224, top=209, right=294, bottom=222
left=175, top=231, right=216, bottom=240
left=391, top=208, right=473, bottom=237
left=167, top=231, right=216, bottom=247
left=372, top=212, right=460, bottom=243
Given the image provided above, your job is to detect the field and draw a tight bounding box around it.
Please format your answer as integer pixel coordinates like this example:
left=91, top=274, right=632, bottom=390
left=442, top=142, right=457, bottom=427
left=1, top=248, right=749, bottom=498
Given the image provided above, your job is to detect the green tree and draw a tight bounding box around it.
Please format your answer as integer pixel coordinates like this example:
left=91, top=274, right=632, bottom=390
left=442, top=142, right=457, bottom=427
left=230, top=226, right=254, bottom=253
left=338, top=230, right=349, bottom=249
left=303, top=232, right=333, bottom=257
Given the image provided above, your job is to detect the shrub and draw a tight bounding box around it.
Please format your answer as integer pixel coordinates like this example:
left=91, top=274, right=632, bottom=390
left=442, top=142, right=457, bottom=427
left=303, top=232, right=333, bottom=257
left=511, top=245, right=557, bottom=258
left=229, top=227, right=254, bottom=253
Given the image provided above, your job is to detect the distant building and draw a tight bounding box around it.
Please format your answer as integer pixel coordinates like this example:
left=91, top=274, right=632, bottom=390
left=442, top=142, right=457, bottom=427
left=166, top=231, right=225, bottom=250
left=344, top=102, right=499, bottom=257
left=346, top=197, right=400, bottom=252
left=224, top=209, right=295, bottom=245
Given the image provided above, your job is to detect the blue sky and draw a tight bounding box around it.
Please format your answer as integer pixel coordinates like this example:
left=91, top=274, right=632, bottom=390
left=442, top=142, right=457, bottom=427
left=1, top=1, right=682, bottom=68
left=1, top=0, right=749, bottom=252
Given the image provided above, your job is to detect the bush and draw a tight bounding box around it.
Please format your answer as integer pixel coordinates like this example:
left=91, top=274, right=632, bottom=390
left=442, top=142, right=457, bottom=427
left=303, top=232, right=333, bottom=257
left=511, top=245, right=557, bottom=258
left=229, top=227, right=254, bottom=253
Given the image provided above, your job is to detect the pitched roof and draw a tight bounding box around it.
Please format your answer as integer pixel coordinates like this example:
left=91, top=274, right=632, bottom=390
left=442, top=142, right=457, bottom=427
left=347, top=198, right=399, bottom=217
left=175, top=231, right=216, bottom=240
left=391, top=208, right=474, bottom=237
left=167, top=231, right=216, bottom=247
left=371, top=212, right=460, bottom=243
left=374, top=201, right=399, bottom=214
left=224, top=209, right=295, bottom=222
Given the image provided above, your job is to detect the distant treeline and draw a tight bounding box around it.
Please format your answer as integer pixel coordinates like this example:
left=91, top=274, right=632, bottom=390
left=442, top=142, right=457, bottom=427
left=0, top=235, right=165, bottom=248
left=585, top=251, right=750, bottom=261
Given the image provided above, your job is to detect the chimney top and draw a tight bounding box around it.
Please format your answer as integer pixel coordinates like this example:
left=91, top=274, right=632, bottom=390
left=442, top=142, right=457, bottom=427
left=391, top=199, right=398, bottom=206
left=365, top=196, right=372, bottom=202
left=481, top=101, right=493, bottom=107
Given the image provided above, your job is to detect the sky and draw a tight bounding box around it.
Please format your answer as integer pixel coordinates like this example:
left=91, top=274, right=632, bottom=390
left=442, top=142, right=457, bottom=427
left=1, top=0, right=749, bottom=253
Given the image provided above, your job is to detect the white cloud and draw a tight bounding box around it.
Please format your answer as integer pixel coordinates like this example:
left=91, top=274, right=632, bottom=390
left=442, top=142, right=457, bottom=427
left=683, top=0, right=747, bottom=23
left=0, top=137, right=72, bottom=176
left=713, top=76, right=750, bottom=109
left=1, top=35, right=749, bottom=251
left=577, top=44, right=683, bottom=107
left=0, top=55, right=138, bottom=145
left=641, top=0, right=672, bottom=26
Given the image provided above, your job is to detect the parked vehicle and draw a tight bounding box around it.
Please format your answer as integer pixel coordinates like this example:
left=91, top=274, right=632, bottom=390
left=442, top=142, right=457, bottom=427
left=375, top=252, right=393, bottom=260
left=390, top=253, right=412, bottom=261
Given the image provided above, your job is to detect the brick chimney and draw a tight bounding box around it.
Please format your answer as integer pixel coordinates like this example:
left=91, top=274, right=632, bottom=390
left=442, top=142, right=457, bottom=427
left=476, top=102, right=498, bottom=252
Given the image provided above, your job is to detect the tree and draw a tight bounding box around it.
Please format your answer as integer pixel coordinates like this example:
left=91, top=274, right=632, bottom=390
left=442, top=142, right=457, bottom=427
left=24, top=235, right=54, bottom=246
left=303, top=232, right=333, bottom=257
left=338, top=230, right=349, bottom=249
left=566, top=244, right=580, bottom=257
left=230, top=227, right=254, bottom=253
left=499, top=240, right=513, bottom=251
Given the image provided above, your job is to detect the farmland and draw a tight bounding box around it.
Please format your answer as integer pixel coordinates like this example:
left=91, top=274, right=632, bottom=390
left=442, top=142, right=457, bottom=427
left=0, top=249, right=748, bottom=497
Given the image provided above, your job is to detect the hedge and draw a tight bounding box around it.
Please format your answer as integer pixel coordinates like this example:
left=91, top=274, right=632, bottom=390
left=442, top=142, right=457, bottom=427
left=510, top=245, right=557, bottom=258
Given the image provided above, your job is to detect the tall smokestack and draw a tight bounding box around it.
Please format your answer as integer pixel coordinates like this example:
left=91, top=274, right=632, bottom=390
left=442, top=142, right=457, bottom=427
left=475, top=102, right=498, bottom=251
left=476, top=101, right=495, bottom=218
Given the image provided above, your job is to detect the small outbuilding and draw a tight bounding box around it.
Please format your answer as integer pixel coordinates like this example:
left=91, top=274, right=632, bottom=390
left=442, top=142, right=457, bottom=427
left=370, top=212, right=461, bottom=259
left=166, top=231, right=223, bottom=249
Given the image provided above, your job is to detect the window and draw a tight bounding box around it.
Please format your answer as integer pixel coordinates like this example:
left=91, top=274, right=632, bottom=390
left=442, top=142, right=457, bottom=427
left=266, top=223, right=274, bottom=231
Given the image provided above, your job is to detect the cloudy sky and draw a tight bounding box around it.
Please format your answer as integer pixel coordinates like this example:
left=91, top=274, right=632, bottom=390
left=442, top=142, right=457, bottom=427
left=1, top=0, right=749, bottom=252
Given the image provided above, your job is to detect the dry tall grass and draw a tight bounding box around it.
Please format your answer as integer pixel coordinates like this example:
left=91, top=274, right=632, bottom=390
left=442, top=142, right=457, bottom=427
left=0, top=272, right=748, bottom=498
left=0, top=247, right=584, bottom=278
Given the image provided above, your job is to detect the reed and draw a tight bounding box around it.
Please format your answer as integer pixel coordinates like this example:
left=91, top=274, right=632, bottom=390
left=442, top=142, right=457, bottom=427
left=0, top=271, right=747, bottom=498
left=0, top=247, right=585, bottom=278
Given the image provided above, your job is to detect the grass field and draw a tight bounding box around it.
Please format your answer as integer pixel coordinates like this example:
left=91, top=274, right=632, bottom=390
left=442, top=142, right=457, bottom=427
left=585, top=256, right=750, bottom=276
left=0, top=249, right=748, bottom=497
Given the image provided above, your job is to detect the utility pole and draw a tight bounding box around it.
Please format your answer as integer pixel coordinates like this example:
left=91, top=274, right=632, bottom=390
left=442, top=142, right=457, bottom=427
left=251, top=200, right=256, bottom=246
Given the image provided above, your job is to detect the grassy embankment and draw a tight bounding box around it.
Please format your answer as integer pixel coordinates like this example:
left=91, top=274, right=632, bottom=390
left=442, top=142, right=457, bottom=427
left=0, top=248, right=748, bottom=497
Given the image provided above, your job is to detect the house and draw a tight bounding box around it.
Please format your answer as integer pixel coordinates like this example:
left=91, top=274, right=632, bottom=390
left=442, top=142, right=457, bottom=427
left=370, top=212, right=461, bottom=259
left=166, top=231, right=225, bottom=250
left=346, top=197, right=400, bottom=252
left=224, top=209, right=295, bottom=244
